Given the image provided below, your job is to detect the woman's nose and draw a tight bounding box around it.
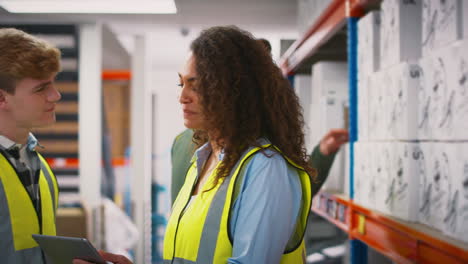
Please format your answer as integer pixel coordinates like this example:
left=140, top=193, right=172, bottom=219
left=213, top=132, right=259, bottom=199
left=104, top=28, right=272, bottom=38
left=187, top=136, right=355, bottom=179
left=179, top=87, right=191, bottom=104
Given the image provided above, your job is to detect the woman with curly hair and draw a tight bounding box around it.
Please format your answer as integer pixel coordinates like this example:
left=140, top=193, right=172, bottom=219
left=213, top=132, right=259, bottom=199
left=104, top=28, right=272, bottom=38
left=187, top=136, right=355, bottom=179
left=75, top=26, right=314, bottom=264
left=164, top=25, right=314, bottom=264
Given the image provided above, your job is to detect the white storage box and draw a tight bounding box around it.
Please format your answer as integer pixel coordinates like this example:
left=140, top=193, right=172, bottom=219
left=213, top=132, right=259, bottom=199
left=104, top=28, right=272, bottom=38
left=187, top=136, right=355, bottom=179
left=368, top=71, right=388, bottom=141
left=422, top=0, right=462, bottom=56
left=374, top=142, right=391, bottom=215
left=358, top=10, right=381, bottom=81
left=419, top=43, right=460, bottom=140
left=353, top=142, right=365, bottom=205
left=457, top=143, right=468, bottom=243
left=309, top=62, right=348, bottom=146
left=444, top=143, right=468, bottom=243
left=464, top=0, right=468, bottom=38
left=354, top=142, right=376, bottom=209
left=380, top=0, right=422, bottom=70
left=387, top=61, right=421, bottom=140
left=416, top=142, right=432, bottom=226
left=357, top=77, right=370, bottom=141
left=320, top=91, right=348, bottom=194
left=386, top=142, right=420, bottom=222
left=323, top=145, right=346, bottom=193
left=311, top=62, right=348, bottom=97
left=417, top=56, right=433, bottom=140
left=451, top=40, right=468, bottom=140
left=422, top=142, right=450, bottom=231
left=293, top=74, right=313, bottom=151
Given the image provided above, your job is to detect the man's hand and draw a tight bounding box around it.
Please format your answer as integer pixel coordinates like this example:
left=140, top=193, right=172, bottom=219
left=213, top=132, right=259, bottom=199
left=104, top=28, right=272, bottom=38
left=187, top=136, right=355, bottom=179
left=73, top=250, right=133, bottom=264
left=319, top=129, right=349, bottom=156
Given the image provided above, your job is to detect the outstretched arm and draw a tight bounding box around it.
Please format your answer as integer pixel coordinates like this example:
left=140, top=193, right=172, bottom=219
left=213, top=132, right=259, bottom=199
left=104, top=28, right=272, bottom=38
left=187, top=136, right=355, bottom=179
left=309, top=129, right=349, bottom=197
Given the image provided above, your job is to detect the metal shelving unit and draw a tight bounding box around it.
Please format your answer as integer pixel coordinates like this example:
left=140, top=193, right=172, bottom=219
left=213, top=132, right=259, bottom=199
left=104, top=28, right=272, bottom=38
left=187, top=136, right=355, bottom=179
left=280, top=0, right=468, bottom=263
left=313, top=190, right=468, bottom=263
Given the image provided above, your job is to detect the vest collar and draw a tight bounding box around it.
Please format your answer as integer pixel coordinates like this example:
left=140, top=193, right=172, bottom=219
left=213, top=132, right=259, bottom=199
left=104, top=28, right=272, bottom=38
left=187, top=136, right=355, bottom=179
left=0, top=133, right=41, bottom=152
left=190, top=138, right=271, bottom=164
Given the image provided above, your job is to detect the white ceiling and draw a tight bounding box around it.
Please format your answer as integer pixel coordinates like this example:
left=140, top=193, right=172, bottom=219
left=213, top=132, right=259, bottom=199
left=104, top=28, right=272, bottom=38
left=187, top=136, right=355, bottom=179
left=0, top=0, right=299, bottom=69
left=0, top=0, right=298, bottom=30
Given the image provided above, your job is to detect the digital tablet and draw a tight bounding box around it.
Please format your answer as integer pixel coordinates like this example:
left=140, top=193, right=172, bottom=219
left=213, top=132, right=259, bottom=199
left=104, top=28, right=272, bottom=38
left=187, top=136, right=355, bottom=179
left=32, top=234, right=106, bottom=264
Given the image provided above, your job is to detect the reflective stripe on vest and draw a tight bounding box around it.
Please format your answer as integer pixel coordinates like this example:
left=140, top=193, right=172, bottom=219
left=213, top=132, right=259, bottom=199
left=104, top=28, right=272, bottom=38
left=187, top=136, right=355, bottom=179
left=163, top=144, right=312, bottom=264
left=0, top=153, right=58, bottom=264
left=38, top=154, right=59, bottom=217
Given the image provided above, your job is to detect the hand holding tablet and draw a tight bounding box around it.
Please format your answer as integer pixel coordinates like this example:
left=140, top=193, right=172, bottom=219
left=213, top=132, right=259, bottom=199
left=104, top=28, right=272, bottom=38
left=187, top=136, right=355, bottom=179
left=32, top=234, right=113, bottom=264
left=72, top=251, right=133, bottom=264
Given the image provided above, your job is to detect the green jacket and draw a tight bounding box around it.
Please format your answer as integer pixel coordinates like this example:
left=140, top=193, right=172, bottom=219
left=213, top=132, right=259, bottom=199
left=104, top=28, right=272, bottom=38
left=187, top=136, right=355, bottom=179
left=170, top=129, right=337, bottom=204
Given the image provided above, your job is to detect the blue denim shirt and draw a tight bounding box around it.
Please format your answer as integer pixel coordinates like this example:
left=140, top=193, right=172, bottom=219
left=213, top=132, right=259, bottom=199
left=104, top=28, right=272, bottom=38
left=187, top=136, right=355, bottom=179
left=192, top=140, right=302, bottom=264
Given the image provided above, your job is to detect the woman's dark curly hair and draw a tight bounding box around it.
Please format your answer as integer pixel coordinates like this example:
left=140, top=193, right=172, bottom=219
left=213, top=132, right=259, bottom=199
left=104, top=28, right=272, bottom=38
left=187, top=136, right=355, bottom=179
left=190, top=26, right=316, bottom=184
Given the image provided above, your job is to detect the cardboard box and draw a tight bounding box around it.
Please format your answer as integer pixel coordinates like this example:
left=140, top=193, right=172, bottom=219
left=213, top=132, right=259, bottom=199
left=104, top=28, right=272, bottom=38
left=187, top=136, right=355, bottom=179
left=464, top=0, right=468, bottom=38
left=423, top=142, right=450, bottom=231
left=417, top=56, right=433, bottom=140
left=374, top=142, right=391, bottom=215
left=353, top=141, right=364, bottom=205
left=451, top=40, right=468, bottom=140
left=368, top=71, right=384, bottom=140
left=358, top=11, right=381, bottom=81
left=309, top=62, right=348, bottom=146
left=311, top=62, right=348, bottom=97
left=368, top=71, right=391, bottom=141
left=386, top=142, right=420, bottom=221
left=443, top=143, right=468, bottom=243
left=354, top=142, right=375, bottom=209
left=419, top=43, right=459, bottom=140
left=416, top=142, right=432, bottom=226
left=294, top=74, right=313, bottom=151
left=323, top=145, right=346, bottom=193
left=56, top=207, right=88, bottom=238
left=320, top=91, right=348, bottom=193
left=380, top=0, right=422, bottom=70
left=422, top=0, right=462, bottom=56
left=388, top=62, right=421, bottom=140
left=357, top=77, right=370, bottom=141
left=381, top=67, right=397, bottom=140
left=344, top=142, right=350, bottom=198
left=457, top=143, right=468, bottom=243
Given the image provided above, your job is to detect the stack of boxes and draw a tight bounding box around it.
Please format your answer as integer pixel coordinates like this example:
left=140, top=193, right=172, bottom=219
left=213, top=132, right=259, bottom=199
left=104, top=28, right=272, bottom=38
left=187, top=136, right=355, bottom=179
left=355, top=0, right=467, bottom=242
left=418, top=0, right=466, bottom=242
left=357, top=10, right=380, bottom=141
left=308, top=62, right=348, bottom=192
left=293, top=75, right=313, bottom=150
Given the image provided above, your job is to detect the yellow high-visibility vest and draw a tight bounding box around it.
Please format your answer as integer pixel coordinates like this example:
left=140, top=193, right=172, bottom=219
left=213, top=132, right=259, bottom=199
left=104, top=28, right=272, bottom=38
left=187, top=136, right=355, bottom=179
left=164, top=144, right=312, bottom=264
left=0, top=153, right=59, bottom=264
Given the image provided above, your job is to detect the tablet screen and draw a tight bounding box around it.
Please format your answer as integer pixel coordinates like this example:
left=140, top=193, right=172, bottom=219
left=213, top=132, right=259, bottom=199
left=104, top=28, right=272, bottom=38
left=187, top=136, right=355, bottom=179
left=32, top=234, right=106, bottom=264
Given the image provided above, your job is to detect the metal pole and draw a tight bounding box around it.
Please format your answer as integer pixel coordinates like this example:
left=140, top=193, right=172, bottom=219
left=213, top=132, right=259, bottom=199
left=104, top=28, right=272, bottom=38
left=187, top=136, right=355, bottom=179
left=347, top=3, right=368, bottom=263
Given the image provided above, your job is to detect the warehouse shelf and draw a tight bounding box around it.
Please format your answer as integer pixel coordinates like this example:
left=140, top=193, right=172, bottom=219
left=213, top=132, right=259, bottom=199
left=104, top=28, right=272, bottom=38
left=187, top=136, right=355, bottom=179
left=282, top=0, right=468, bottom=263
left=313, top=190, right=468, bottom=264
left=46, top=157, right=127, bottom=168
left=279, top=0, right=379, bottom=75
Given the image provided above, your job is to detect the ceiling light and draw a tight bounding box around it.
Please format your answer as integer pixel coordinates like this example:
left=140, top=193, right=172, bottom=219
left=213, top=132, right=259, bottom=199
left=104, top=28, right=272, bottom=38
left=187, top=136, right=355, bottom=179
left=0, top=0, right=177, bottom=14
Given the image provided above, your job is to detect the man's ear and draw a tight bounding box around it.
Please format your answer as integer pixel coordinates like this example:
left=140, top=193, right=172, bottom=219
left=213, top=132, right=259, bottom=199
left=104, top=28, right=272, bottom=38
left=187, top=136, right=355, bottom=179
left=0, top=90, right=8, bottom=109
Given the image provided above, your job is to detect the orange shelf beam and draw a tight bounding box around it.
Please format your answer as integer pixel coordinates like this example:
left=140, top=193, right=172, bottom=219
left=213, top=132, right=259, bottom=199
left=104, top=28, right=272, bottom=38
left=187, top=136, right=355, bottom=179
left=350, top=203, right=468, bottom=264
left=279, top=0, right=380, bottom=75
left=46, top=157, right=128, bottom=168
left=102, top=70, right=131, bottom=81
left=313, top=191, right=468, bottom=264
